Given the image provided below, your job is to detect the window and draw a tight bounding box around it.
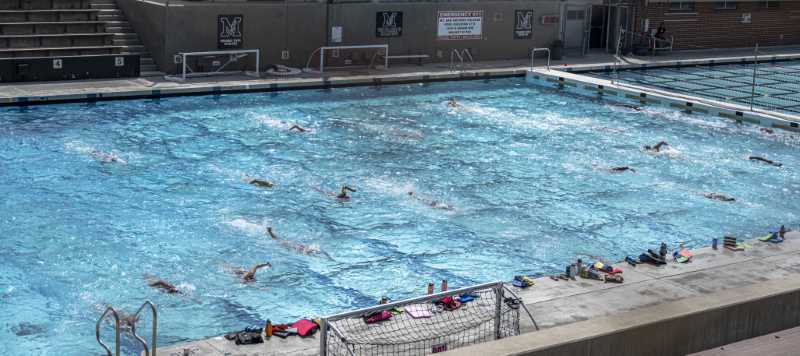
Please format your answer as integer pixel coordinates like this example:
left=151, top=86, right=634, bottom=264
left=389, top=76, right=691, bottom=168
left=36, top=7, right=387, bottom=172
left=668, top=1, right=695, bottom=11
left=566, top=10, right=585, bottom=20
left=759, top=1, right=780, bottom=8
left=714, top=1, right=737, bottom=9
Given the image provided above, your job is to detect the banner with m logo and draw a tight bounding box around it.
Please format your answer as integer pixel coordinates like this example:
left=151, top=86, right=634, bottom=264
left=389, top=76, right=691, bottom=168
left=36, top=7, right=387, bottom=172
left=218, top=15, right=244, bottom=49
left=514, top=10, right=533, bottom=39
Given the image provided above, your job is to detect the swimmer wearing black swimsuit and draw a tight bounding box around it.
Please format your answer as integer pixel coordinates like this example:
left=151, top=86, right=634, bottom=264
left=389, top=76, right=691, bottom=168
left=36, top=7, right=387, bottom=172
left=749, top=156, right=782, bottom=167
left=644, top=141, right=669, bottom=153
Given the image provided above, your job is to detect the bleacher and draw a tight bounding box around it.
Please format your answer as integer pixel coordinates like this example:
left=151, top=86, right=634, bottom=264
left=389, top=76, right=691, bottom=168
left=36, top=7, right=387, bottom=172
left=0, top=0, right=159, bottom=78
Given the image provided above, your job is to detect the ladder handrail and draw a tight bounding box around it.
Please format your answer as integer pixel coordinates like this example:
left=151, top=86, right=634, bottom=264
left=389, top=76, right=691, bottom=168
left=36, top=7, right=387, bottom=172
left=96, top=306, right=121, bottom=356
left=450, top=49, right=474, bottom=71
left=450, top=48, right=464, bottom=70
left=131, top=301, right=158, bottom=356
left=462, top=49, right=474, bottom=64
left=529, top=48, right=551, bottom=71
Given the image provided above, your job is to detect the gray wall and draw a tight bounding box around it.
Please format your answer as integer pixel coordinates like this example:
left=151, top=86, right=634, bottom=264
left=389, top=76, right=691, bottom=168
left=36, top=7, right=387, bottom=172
left=117, top=0, right=563, bottom=73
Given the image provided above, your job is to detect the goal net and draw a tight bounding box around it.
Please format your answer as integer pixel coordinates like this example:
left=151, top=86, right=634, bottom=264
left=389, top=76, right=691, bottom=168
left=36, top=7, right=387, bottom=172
left=320, top=282, right=525, bottom=356
left=166, top=49, right=260, bottom=81
left=304, top=45, right=389, bottom=74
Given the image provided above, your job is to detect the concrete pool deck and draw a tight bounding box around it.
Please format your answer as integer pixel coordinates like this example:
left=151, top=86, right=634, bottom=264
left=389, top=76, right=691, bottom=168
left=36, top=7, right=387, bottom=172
left=158, top=230, right=800, bottom=356
left=2, top=46, right=800, bottom=107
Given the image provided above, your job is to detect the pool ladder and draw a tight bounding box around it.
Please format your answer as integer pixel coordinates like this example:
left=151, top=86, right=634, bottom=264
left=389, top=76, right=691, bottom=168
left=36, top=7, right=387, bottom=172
left=450, top=48, right=474, bottom=71
left=96, top=301, right=158, bottom=356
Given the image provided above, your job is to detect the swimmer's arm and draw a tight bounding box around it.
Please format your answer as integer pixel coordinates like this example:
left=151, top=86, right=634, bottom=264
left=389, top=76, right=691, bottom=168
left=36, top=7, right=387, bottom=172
left=266, top=227, right=278, bottom=239
left=244, top=263, right=272, bottom=279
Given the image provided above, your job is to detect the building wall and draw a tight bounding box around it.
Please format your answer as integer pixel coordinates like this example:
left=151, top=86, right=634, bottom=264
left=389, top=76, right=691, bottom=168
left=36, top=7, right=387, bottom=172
left=638, top=1, right=800, bottom=50
left=116, top=0, right=564, bottom=74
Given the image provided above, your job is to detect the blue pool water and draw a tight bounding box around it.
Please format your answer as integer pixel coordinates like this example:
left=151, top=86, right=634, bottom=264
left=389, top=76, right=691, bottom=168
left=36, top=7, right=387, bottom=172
left=1, top=78, right=799, bottom=355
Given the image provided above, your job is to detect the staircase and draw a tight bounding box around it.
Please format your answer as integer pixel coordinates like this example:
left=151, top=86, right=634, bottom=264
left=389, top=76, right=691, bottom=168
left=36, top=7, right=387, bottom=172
left=0, top=0, right=161, bottom=78
left=90, top=0, right=160, bottom=76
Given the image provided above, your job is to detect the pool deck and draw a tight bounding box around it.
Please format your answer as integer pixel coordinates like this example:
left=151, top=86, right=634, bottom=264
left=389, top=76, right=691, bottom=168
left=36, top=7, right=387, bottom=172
left=3, top=46, right=800, bottom=107
left=159, top=230, right=800, bottom=356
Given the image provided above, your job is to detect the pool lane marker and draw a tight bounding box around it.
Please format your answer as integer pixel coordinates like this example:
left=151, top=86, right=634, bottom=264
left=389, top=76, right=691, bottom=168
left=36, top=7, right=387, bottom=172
left=669, top=101, right=709, bottom=114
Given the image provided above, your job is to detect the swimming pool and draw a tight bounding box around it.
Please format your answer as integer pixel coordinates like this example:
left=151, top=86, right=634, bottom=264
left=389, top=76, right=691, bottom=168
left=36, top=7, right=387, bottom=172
left=586, top=59, right=800, bottom=116
left=1, top=78, right=799, bottom=355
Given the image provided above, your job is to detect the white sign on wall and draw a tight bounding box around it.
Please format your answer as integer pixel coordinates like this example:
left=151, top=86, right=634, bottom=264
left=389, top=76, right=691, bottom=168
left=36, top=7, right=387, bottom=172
left=437, top=11, right=483, bottom=40
left=331, top=26, right=343, bottom=43
left=741, top=13, right=752, bottom=24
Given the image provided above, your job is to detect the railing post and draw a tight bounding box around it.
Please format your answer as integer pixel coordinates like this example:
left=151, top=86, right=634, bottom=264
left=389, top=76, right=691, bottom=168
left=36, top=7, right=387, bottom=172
left=750, top=43, right=759, bottom=111
left=319, top=318, right=328, bottom=356
left=320, top=47, right=325, bottom=74
left=96, top=307, right=121, bottom=356
left=494, top=283, right=502, bottom=339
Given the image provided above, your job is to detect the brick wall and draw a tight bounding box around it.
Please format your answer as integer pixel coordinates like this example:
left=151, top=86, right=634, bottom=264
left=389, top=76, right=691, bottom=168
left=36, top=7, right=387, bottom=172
left=637, top=1, right=800, bottom=50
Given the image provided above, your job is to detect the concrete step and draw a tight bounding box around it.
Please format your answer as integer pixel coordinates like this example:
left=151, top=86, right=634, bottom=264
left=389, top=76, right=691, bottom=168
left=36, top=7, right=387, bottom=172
left=105, top=26, right=132, bottom=32
left=97, top=15, right=123, bottom=21
left=141, top=70, right=164, bottom=77
left=112, top=38, right=140, bottom=45
left=111, top=32, right=137, bottom=38
left=90, top=4, right=117, bottom=10
left=140, top=63, right=158, bottom=71
left=140, top=57, right=154, bottom=65
left=90, top=0, right=118, bottom=4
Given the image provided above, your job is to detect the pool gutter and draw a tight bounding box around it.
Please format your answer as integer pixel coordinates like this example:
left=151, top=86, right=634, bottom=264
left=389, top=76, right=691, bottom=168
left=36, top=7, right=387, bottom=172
left=0, top=68, right=526, bottom=107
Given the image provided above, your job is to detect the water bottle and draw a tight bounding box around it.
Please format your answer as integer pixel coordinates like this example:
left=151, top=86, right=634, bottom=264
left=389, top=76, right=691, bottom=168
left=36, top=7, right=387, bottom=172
left=440, top=279, right=448, bottom=292
left=712, top=238, right=718, bottom=250
left=427, top=283, right=434, bottom=295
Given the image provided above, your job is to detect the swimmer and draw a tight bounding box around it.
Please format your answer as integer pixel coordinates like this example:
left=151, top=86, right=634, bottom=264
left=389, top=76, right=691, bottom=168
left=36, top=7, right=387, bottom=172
left=266, top=227, right=320, bottom=256
left=337, top=186, right=357, bottom=200
left=447, top=98, right=459, bottom=108
left=749, top=156, right=782, bottom=167
left=117, top=311, right=139, bottom=330
left=289, top=125, right=307, bottom=133
left=146, top=278, right=181, bottom=294
left=610, top=166, right=636, bottom=173
left=644, top=141, right=669, bottom=153
left=618, top=103, right=642, bottom=111
left=234, top=263, right=272, bottom=282
left=91, top=150, right=126, bottom=164
left=704, top=193, right=735, bottom=202
left=243, top=175, right=273, bottom=188
left=761, top=127, right=774, bottom=135
left=408, top=191, right=454, bottom=210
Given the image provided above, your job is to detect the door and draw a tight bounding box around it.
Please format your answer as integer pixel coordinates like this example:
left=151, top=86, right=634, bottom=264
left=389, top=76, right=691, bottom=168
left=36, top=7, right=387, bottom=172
left=589, top=5, right=607, bottom=49
left=563, top=7, right=587, bottom=50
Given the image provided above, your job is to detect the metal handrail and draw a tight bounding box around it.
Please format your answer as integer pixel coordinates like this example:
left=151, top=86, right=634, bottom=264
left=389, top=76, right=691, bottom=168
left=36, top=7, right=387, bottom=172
left=96, top=307, right=121, bottom=356
left=530, top=48, right=551, bottom=71
left=131, top=301, right=158, bottom=356
left=503, top=286, right=539, bottom=331
left=462, top=49, right=474, bottom=64
left=450, top=49, right=464, bottom=70
left=450, top=49, right=474, bottom=71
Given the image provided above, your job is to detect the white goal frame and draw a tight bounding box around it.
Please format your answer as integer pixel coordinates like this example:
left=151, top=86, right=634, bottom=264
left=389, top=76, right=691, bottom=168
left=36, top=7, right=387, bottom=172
left=308, top=45, right=389, bottom=74
left=165, top=49, right=260, bottom=81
